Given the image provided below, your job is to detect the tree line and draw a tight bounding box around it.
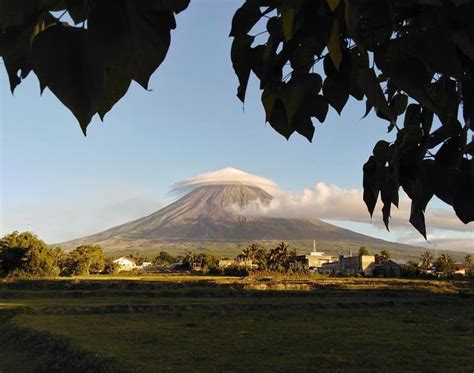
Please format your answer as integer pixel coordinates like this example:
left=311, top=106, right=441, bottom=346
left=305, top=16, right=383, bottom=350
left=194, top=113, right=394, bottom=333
left=0, top=231, right=114, bottom=277
left=1, top=231, right=471, bottom=278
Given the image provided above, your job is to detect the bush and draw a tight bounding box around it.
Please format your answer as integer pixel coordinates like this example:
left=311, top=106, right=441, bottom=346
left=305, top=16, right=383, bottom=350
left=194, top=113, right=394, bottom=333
left=208, top=265, right=224, bottom=275
left=287, top=262, right=309, bottom=275
left=223, top=264, right=250, bottom=277
left=102, top=260, right=119, bottom=274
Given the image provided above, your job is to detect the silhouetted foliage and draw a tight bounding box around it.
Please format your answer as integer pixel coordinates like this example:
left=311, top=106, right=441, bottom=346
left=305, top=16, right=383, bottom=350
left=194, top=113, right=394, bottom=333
left=1, top=0, right=472, bottom=235
left=229, top=0, right=474, bottom=236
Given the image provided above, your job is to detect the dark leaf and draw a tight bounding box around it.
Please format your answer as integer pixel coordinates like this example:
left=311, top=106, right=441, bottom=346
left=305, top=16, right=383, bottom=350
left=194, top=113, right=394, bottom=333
left=453, top=159, right=474, bottom=224
left=230, top=35, right=255, bottom=102
left=293, top=115, right=315, bottom=142
left=281, top=5, right=295, bottom=42
left=421, top=108, right=434, bottom=135
left=372, top=140, right=390, bottom=163
left=88, top=0, right=175, bottom=90
left=327, top=18, right=341, bottom=69
left=435, top=131, right=466, bottom=169
left=261, top=84, right=279, bottom=122
left=282, top=73, right=322, bottom=125
left=268, top=99, right=293, bottom=139
left=430, top=76, right=458, bottom=126
left=65, top=0, right=90, bottom=24
left=390, top=93, right=408, bottom=116
left=1, top=12, right=56, bottom=93
left=0, top=0, right=39, bottom=29
left=462, top=76, right=474, bottom=130
left=380, top=168, right=399, bottom=230
left=409, top=202, right=427, bottom=239
left=362, top=100, right=373, bottom=119
left=305, top=94, right=328, bottom=123
left=403, top=104, right=421, bottom=131
left=363, top=156, right=380, bottom=217
left=428, top=118, right=462, bottom=149
left=322, top=77, right=349, bottom=114
left=230, top=1, right=262, bottom=37
left=31, top=25, right=106, bottom=134
left=357, top=67, right=394, bottom=121
left=97, top=67, right=132, bottom=120
left=266, top=16, right=282, bottom=39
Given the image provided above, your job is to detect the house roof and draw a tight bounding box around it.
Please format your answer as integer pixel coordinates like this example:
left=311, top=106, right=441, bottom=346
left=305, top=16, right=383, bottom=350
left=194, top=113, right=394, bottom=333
left=389, top=259, right=407, bottom=265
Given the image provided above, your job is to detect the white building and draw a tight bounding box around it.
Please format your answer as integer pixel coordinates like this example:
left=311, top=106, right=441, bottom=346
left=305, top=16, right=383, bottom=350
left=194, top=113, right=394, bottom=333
left=138, top=262, right=153, bottom=270
left=113, top=257, right=137, bottom=271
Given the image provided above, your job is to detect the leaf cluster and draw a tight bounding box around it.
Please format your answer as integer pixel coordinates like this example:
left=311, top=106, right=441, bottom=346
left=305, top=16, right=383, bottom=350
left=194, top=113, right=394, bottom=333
left=0, top=0, right=190, bottom=134
left=230, top=0, right=474, bottom=235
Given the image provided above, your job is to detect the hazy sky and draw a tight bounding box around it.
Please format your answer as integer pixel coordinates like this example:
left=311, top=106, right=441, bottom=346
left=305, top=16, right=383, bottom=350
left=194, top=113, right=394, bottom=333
left=1, top=1, right=472, bottom=252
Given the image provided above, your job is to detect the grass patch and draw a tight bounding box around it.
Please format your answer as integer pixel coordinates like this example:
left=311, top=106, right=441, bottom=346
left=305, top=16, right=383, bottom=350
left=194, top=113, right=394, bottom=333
left=1, top=276, right=473, bottom=372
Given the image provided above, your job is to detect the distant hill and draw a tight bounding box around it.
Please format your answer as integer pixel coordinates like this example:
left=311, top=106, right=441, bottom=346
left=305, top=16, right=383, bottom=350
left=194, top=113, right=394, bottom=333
left=59, top=184, right=467, bottom=260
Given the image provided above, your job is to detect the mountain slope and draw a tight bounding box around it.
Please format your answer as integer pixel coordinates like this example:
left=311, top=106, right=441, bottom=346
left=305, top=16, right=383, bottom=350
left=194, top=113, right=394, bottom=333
left=60, top=184, right=427, bottom=255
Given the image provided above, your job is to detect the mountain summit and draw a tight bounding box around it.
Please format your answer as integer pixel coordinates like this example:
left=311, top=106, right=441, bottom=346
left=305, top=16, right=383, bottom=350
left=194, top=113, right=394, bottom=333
left=61, top=183, right=414, bottom=251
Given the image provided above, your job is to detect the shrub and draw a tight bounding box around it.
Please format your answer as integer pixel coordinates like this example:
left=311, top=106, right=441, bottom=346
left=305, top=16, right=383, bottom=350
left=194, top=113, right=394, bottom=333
left=102, top=260, right=119, bottom=274
left=208, top=265, right=224, bottom=275
left=223, top=264, right=250, bottom=277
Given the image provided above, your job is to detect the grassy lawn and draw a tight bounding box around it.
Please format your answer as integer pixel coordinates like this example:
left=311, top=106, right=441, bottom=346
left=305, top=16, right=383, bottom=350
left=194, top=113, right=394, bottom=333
left=0, top=276, right=473, bottom=372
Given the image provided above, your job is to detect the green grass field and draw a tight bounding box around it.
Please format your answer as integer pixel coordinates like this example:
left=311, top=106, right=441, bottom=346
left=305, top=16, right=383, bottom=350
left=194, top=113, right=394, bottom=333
left=1, top=275, right=473, bottom=372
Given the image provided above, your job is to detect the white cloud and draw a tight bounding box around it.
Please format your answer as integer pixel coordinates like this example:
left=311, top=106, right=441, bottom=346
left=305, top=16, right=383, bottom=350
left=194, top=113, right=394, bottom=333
left=231, top=181, right=473, bottom=235
left=170, top=167, right=280, bottom=195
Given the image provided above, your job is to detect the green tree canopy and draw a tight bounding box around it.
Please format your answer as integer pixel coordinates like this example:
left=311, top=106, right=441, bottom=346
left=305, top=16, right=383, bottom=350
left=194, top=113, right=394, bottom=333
left=62, top=244, right=105, bottom=276
left=377, top=250, right=391, bottom=263
left=358, top=246, right=369, bottom=256
left=153, top=251, right=175, bottom=265
left=1, top=0, right=472, bottom=236
left=0, top=231, right=61, bottom=277
left=267, top=242, right=296, bottom=270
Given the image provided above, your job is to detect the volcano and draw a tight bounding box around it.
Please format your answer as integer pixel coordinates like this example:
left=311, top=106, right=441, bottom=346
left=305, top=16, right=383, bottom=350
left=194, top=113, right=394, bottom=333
left=60, top=183, right=428, bottom=257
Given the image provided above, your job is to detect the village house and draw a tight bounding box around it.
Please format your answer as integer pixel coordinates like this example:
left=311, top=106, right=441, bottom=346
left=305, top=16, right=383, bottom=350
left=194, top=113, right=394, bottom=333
left=113, top=257, right=137, bottom=271
left=138, top=262, right=153, bottom=270
left=454, top=264, right=467, bottom=276
left=319, top=254, right=376, bottom=276
left=218, top=257, right=253, bottom=268
left=295, top=251, right=336, bottom=269
left=218, top=259, right=235, bottom=268
left=373, top=259, right=407, bottom=278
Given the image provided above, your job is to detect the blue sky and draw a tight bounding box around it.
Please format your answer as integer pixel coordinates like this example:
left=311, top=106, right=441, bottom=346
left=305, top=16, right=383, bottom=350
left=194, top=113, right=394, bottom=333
left=1, top=1, right=472, bottom=251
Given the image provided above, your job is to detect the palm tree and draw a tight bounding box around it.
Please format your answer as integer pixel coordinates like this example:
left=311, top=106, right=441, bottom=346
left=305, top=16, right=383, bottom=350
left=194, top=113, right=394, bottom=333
left=241, top=243, right=261, bottom=260
left=378, top=250, right=391, bottom=263
left=464, top=254, right=472, bottom=268
left=434, top=254, right=455, bottom=276
left=183, top=251, right=199, bottom=270
left=420, top=251, right=434, bottom=270
left=267, top=242, right=296, bottom=270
